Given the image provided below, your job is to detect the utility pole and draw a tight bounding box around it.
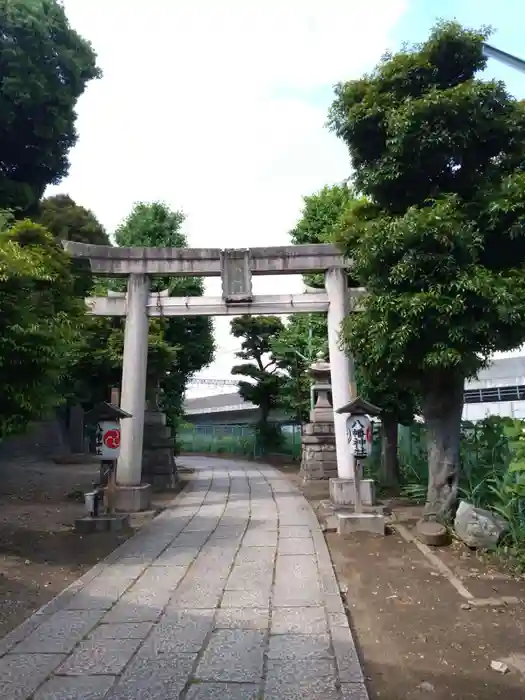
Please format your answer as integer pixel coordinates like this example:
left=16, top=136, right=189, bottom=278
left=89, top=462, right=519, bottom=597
left=483, top=43, right=525, bottom=74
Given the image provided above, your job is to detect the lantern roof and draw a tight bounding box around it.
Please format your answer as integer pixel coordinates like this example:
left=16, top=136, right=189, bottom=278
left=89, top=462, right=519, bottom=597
left=84, top=401, right=132, bottom=423
left=336, top=396, right=381, bottom=416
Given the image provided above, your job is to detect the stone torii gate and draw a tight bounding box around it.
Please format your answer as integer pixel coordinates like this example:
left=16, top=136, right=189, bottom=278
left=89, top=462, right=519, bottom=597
left=64, top=241, right=360, bottom=510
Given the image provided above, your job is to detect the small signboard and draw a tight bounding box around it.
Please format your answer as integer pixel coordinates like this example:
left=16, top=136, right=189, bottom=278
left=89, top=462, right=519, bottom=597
left=95, top=420, right=121, bottom=460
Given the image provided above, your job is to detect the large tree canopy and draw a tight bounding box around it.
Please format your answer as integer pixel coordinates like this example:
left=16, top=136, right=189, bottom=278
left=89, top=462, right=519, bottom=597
left=0, top=215, right=83, bottom=436
left=330, top=21, right=525, bottom=518
left=38, top=194, right=111, bottom=297
left=0, top=0, right=100, bottom=213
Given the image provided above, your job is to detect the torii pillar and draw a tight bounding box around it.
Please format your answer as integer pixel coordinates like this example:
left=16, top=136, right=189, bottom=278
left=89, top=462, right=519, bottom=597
left=114, top=274, right=152, bottom=511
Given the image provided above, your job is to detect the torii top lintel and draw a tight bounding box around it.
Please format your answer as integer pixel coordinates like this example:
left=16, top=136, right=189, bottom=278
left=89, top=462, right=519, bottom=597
left=62, top=241, right=350, bottom=277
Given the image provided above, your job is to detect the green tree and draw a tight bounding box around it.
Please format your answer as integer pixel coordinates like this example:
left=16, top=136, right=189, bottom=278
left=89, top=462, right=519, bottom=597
left=230, top=315, right=286, bottom=449
left=330, top=21, right=525, bottom=518
left=37, top=194, right=111, bottom=297
left=270, top=313, right=327, bottom=422
left=0, top=215, right=83, bottom=436
left=289, top=183, right=355, bottom=289
left=0, top=0, right=100, bottom=213
left=288, top=184, right=417, bottom=483
left=114, top=202, right=215, bottom=426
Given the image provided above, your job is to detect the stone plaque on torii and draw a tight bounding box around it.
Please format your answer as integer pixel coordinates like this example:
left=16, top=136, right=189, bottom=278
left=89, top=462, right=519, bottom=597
left=64, top=241, right=363, bottom=511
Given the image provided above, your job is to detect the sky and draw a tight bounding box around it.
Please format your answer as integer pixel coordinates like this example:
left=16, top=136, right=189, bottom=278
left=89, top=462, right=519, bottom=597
left=48, top=1, right=525, bottom=395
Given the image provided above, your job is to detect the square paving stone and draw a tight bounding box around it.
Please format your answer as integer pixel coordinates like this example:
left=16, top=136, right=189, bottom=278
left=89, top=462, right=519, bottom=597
left=242, top=530, right=277, bottom=547
left=266, top=658, right=337, bottom=682
left=0, top=653, right=65, bottom=700
left=34, top=675, right=117, bottom=700
left=278, top=537, right=315, bottom=556
left=236, top=547, right=275, bottom=564
left=268, top=634, right=333, bottom=660
left=221, top=589, right=270, bottom=608
left=12, top=609, right=106, bottom=654
left=152, top=546, right=199, bottom=567
left=195, top=629, right=265, bottom=683
left=89, top=622, right=154, bottom=640
left=273, top=556, right=322, bottom=607
left=271, top=607, right=327, bottom=635
left=331, top=624, right=365, bottom=683
left=214, top=607, right=268, bottom=631
left=279, top=526, right=311, bottom=538
left=57, top=638, right=142, bottom=675
left=185, top=683, right=260, bottom=700
left=106, top=651, right=196, bottom=700
left=341, top=683, right=370, bottom=699
left=143, top=609, right=215, bottom=653
left=264, top=676, right=339, bottom=700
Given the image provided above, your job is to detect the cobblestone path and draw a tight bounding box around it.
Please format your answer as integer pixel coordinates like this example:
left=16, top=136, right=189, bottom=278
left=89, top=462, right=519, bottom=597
left=0, top=457, right=368, bottom=699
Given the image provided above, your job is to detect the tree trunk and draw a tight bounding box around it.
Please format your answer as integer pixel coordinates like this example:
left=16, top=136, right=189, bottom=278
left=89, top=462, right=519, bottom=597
left=380, top=414, right=399, bottom=488
left=420, top=371, right=465, bottom=521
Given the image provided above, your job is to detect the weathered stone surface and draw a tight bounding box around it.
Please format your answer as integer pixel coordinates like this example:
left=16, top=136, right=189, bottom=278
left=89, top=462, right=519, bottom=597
left=144, top=609, right=215, bottom=653
left=12, top=609, right=105, bottom=654
left=215, top=607, right=268, bottom=630
left=454, top=500, right=507, bottom=549
left=57, top=638, right=142, bottom=675
left=0, top=653, right=65, bottom=700
left=34, top=676, right=117, bottom=700
left=274, top=556, right=323, bottom=607
left=186, top=684, right=260, bottom=700
left=416, top=519, right=448, bottom=546
left=268, top=633, right=332, bottom=660
left=271, top=607, right=328, bottom=635
left=89, top=622, right=154, bottom=640
left=279, top=537, right=315, bottom=556
left=195, top=630, right=266, bottom=682
left=264, top=676, right=339, bottom=700
left=106, top=651, right=196, bottom=700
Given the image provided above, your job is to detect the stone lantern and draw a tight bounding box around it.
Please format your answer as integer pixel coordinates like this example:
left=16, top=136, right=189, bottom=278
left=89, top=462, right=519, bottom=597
left=333, top=396, right=381, bottom=512
left=300, top=352, right=337, bottom=482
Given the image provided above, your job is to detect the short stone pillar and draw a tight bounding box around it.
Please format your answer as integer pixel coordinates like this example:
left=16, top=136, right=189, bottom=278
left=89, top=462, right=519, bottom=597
left=141, top=389, right=178, bottom=490
left=300, top=353, right=338, bottom=482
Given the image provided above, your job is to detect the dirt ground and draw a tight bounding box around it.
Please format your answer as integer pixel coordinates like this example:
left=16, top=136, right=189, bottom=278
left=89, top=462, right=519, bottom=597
left=0, top=456, right=182, bottom=639
left=281, top=468, right=525, bottom=700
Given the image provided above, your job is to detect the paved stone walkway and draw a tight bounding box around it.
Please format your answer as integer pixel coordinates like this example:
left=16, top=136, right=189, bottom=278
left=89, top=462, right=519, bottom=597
left=0, top=457, right=368, bottom=700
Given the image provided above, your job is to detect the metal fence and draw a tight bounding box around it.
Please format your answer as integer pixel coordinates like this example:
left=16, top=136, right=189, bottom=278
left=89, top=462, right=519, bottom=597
left=178, top=422, right=302, bottom=460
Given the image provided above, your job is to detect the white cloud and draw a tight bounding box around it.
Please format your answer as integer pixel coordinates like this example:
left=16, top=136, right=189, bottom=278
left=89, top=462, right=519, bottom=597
left=49, top=0, right=407, bottom=392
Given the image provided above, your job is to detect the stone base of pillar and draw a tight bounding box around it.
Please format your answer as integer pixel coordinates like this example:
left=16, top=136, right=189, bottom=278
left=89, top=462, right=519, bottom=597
left=329, top=477, right=376, bottom=507
left=337, top=511, right=386, bottom=536
left=141, top=407, right=178, bottom=490
left=300, top=422, right=338, bottom=482
left=113, top=484, right=152, bottom=512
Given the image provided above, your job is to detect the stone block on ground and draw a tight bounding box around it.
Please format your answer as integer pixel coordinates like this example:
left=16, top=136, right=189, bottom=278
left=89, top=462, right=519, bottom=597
left=74, top=514, right=131, bottom=534
left=416, top=519, right=448, bottom=547
left=454, top=500, right=507, bottom=549
left=337, top=512, right=385, bottom=536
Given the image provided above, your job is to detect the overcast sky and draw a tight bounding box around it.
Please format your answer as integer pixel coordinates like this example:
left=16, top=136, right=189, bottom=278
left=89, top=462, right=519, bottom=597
left=47, top=1, right=525, bottom=396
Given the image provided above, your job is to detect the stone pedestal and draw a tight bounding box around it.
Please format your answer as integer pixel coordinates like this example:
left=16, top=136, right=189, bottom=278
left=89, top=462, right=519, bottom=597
left=329, top=477, right=376, bottom=507
left=141, top=404, right=178, bottom=490
left=114, top=484, right=152, bottom=512
left=300, top=422, right=338, bottom=481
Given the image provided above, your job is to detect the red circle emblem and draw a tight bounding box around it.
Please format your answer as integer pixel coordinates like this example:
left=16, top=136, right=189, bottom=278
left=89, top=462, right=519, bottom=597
left=103, top=429, right=120, bottom=449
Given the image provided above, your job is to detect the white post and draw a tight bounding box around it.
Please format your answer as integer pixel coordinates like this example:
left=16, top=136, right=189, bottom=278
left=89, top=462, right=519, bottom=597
left=117, top=274, right=150, bottom=486
left=325, top=267, right=355, bottom=480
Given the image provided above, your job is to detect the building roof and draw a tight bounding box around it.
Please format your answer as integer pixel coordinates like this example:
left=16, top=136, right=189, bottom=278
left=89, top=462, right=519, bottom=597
left=184, top=391, right=253, bottom=415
